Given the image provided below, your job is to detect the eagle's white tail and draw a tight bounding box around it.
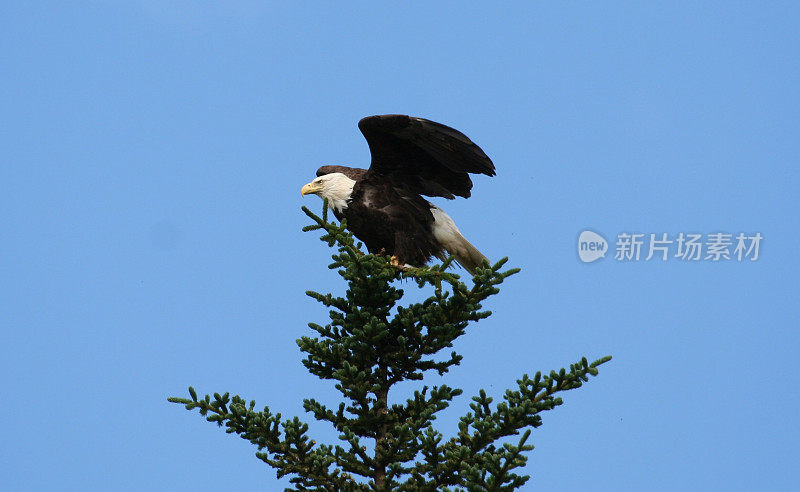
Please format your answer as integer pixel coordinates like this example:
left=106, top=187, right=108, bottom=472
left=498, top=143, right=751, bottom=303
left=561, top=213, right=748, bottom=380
left=430, top=206, right=488, bottom=276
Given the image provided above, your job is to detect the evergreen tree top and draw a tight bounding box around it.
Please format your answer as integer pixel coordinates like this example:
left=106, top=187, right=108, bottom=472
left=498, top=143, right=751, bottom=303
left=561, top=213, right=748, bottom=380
left=169, top=202, right=611, bottom=491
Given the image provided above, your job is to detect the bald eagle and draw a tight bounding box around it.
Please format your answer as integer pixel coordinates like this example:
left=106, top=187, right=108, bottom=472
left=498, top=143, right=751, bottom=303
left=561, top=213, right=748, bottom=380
left=301, top=114, right=494, bottom=275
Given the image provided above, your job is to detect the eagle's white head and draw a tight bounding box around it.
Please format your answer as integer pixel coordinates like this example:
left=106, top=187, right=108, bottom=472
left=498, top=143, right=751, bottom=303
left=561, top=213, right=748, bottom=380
left=300, top=173, right=356, bottom=212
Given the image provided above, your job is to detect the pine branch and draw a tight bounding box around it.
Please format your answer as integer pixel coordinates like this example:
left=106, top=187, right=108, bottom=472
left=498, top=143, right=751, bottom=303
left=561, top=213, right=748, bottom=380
left=167, top=390, right=358, bottom=490
left=422, top=355, right=613, bottom=489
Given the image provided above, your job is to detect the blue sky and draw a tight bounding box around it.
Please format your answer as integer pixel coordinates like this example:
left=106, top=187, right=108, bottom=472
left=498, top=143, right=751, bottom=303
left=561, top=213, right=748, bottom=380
left=1, top=2, right=798, bottom=490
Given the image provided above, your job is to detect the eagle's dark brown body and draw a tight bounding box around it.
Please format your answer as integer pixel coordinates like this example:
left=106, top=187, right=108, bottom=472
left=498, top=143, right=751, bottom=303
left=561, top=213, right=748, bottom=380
left=334, top=175, right=440, bottom=266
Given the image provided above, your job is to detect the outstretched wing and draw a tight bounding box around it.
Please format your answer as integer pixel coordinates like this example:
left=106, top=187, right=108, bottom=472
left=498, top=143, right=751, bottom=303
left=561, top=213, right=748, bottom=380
left=358, top=115, right=495, bottom=199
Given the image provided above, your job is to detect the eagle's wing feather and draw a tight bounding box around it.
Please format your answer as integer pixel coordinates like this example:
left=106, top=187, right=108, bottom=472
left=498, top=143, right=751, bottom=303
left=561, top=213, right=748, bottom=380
left=358, top=115, right=495, bottom=199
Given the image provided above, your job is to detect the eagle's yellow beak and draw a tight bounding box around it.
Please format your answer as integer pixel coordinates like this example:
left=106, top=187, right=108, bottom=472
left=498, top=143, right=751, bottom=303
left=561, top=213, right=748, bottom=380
left=301, top=182, right=320, bottom=196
